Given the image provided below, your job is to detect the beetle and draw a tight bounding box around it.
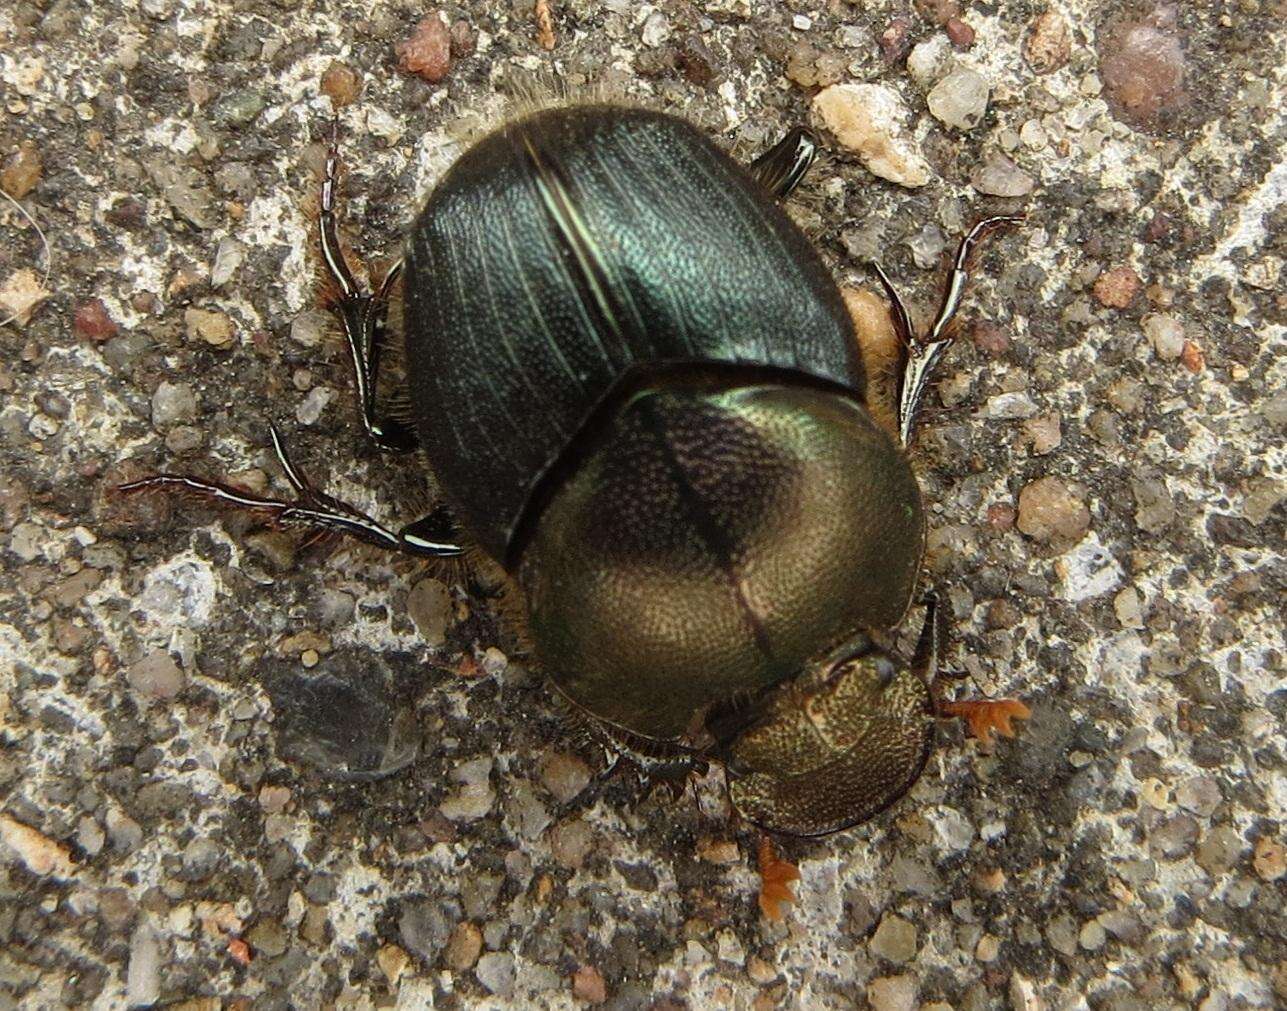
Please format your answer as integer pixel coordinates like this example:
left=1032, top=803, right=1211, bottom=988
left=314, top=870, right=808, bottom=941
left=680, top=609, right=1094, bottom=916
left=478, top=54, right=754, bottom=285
left=123, top=102, right=1027, bottom=855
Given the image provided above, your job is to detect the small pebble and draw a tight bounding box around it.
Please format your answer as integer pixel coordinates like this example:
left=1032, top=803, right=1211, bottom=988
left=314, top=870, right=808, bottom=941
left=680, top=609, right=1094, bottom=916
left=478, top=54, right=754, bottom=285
left=1113, top=586, right=1144, bottom=628
left=811, top=83, right=932, bottom=188
left=445, top=921, right=483, bottom=971
left=1078, top=918, right=1106, bottom=951
left=945, top=17, right=974, bottom=48
left=1099, top=6, right=1187, bottom=127
left=867, top=974, right=917, bottom=1011
left=927, top=67, right=990, bottom=130
left=971, top=152, right=1035, bottom=197
left=397, top=13, right=452, bottom=83
left=550, top=818, right=595, bottom=869
left=1, top=141, right=42, bottom=198
left=1023, top=411, right=1062, bottom=454
left=0, top=814, right=77, bottom=878
left=291, top=308, right=330, bottom=348
left=184, top=307, right=234, bottom=348
left=869, top=914, right=917, bottom=963
left=1253, top=836, right=1285, bottom=881
left=908, top=224, right=946, bottom=268
left=450, top=20, right=476, bottom=57
left=127, top=650, right=185, bottom=700
left=475, top=951, right=516, bottom=997
left=981, top=392, right=1037, bottom=420
left=641, top=11, right=671, bottom=48
left=1016, top=477, right=1090, bottom=543
left=126, top=921, right=163, bottom=1006
left=210, top=238, right=243, bottom=288
left=151, top=381, right=197, bottom=427
left=572, top=964, right=608, bottom=1004
left=408, top=578, right=452, bottom=645
left=538, top=751, right=592, bottom=804
left=0, top=269, right=51, bottom=326
left=73, top=299, right=118, bottom=341
left=1094, top=266, right=1142, bottom=308
left=295, top=386, right=333, bottom=425
left=377, top=944, right=410, bottom=986
left=906, top=36, right=951, bottom=89
left=1025, top=11, right=1071, bottom=74
left=320, top=61, right=361, bottom=107
left=1196, top=825, right=1244, bottom=875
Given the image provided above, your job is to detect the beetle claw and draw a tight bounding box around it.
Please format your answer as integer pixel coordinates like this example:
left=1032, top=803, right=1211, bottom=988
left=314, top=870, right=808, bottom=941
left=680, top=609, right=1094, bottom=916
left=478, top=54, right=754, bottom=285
left=756, top=835, right=800, bottom=921
left=939, top=698, right=1031, bottom=746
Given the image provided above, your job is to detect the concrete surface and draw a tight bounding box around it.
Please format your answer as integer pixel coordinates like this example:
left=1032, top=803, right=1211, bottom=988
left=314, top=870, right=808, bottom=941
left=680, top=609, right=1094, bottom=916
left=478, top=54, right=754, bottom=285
left=0, top=0, right=1283, bottom=1008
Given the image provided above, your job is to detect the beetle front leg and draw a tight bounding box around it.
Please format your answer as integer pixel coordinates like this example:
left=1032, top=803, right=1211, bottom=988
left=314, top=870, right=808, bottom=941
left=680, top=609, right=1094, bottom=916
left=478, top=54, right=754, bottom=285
left=119, top=426, right=462, bottom=559
left=874, top=214, right=1024, bottom=446
left=748, top=127, right=820, bottom=200
left=914, top=594, right=1032, bottom=746
left=318, top=124, right=419, bottom=454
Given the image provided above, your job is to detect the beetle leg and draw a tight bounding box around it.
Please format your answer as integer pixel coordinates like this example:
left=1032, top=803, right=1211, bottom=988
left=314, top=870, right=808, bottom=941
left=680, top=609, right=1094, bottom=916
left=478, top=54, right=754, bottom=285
left=748, top=127, right=820, bottom=200
left=892, top=214, right=1024, bottom=446
left=914, top=591, right=1030, bottom=742
left=319, top=122, right=419, bottom=454
left=118, top=426, right=463, bottom=559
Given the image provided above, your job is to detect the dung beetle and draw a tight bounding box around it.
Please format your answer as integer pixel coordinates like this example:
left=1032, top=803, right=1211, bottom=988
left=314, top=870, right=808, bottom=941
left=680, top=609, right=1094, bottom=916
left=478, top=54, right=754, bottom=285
left=124, top=103, right=1027, bottom=848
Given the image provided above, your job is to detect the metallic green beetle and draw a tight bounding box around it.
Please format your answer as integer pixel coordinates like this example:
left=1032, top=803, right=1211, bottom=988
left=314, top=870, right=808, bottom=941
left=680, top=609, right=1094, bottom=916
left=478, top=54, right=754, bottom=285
left=126, top=104, right=1024, bottom=837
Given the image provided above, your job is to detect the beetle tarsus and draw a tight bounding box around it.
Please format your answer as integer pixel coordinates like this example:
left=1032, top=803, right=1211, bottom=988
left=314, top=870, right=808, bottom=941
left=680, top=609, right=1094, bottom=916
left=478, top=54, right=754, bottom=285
left=749, top=126, right=820, bottom=200
left=880, top=214, right=1024, bottom=446
left=938, top=697, right=1032, bottom=746
left=118, top=425, right=463, bottom=559
left=756, top=834, right=800, bottom=921
left=319, top=121, right=420, bottom=454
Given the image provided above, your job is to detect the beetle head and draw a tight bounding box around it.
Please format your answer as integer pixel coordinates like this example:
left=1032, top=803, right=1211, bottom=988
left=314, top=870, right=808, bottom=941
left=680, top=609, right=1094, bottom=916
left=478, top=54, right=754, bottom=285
left=717, top=635, right=933, bottom=837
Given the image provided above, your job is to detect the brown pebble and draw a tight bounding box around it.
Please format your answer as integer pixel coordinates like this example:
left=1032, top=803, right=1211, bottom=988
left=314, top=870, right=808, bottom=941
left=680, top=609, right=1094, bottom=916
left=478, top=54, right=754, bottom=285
left=184, top=307, right=235, bottom=348
left=914, top=0, right=959, bottom=25
left=397, top=14, right=452, bottom=83
left=986, top=502, right=1016, bottom=531
left=1, top=141, right=42, bottom=199
left=572, top=964, right=608, bottom=1004
left=1093, top=266, right=1142, bottom=309
left=878, top=17, right=912, bottom=63
left=1253, top=836, right=1285, bottom=881
left=1017, top=476, right=1090, bottom=543
left=73, top=299, right=118, bottom=341
left=1025, top=11, right=1071, bottom=74
left=450, top=19, right=476, bottom=58
left=677, top=35, right=717, bottom=87
left=972, top=321, right=1009, bottom=357
left=445, top=921, right=483, bottom=971
left=1099, top=6, right=1187, bottom=128
left=1180, top=340, right=1204, bottom=373
left=320, top=61, right=360, bottom=108
left=945, top=17, right=975, bottom=48
left=535, top=0, right=556, bottom=51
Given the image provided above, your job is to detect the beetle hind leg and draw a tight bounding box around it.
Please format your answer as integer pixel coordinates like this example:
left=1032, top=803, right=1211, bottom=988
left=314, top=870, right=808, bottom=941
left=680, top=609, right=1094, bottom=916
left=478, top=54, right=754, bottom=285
left=748, top=126, right=820, bottom=199
left=318, top=122, right=419, bottom=454
left=869, top=214, right=1024, bottom=446
left=118, top=426, right=463, bottom=559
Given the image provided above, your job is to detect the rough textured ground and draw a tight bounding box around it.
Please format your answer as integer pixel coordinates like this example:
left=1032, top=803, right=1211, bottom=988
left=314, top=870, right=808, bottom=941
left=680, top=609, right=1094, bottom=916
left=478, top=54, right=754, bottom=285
left=1, top=1, right=1284, bottom=1008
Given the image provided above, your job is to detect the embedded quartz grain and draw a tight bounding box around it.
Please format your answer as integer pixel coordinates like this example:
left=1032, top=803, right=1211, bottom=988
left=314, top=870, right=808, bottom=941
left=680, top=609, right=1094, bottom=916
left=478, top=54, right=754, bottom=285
left=2, top=0, right=1283, bottom=1007
left=811, top=83, right=932, bottom=187
left=927, top=67, right=990, bottom=131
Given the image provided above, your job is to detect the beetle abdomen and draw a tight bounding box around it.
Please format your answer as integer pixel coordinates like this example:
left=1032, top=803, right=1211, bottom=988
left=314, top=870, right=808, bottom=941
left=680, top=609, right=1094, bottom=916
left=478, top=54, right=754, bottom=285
left=403, top=105, right=863, bottom=563
left=519, top=378, right=924, bottom=741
